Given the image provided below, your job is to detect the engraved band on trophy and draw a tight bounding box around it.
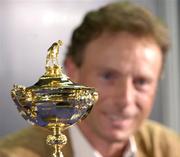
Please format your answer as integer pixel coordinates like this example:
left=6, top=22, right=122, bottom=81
left=11, top=40, right=98, bottom=157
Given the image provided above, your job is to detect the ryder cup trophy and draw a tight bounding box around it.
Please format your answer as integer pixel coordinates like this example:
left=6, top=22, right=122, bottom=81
left=11, top=40, right=98, bottom=157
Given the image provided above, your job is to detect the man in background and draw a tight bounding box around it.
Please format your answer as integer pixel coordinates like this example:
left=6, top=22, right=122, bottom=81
left=0, top=1, right=179, bottom=157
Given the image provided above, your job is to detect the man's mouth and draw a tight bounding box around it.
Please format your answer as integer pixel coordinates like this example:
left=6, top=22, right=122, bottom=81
left=107, top=113, right=135, bottom=120
left=105, top=113, right=135, bottom=128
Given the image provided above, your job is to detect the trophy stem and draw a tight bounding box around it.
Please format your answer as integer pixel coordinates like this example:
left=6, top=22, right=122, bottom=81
left=46, top=126, right=67, bottom=157
left=53, top=144, right=63, bottom=157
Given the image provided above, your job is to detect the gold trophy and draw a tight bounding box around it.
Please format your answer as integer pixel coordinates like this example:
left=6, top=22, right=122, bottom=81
left=11, top=40, right=98, bottom=157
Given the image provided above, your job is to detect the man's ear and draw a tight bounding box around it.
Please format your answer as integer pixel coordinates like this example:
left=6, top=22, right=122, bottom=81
left=64, top=57, right=80, bottom=82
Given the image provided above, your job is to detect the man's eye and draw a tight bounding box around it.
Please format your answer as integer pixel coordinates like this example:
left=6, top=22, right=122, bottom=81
left=135, top=79, right=146, bottom=85
left=134, top=78, right=149, bottom=86
left=101, top=72, right=114, bottom=80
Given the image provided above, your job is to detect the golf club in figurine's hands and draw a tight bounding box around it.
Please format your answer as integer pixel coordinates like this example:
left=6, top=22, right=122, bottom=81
left=11, top=40, right=98, bottom=157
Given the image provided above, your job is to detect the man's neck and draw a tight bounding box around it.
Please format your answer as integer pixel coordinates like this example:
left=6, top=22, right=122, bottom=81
left=78, top=123, right=129, bottom=157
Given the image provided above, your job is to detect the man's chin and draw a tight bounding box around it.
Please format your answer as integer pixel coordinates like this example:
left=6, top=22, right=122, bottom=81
left=106, top=134, right=130, bottom=143
left=104, top=128, right=133, bottom=142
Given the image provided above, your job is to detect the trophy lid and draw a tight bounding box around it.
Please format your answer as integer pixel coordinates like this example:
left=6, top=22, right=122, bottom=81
left=28, top=40, right=92, bottom=90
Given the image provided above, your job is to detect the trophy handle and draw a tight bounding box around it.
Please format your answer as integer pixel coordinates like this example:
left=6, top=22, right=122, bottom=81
left=46, top=126, right=67, bottom=157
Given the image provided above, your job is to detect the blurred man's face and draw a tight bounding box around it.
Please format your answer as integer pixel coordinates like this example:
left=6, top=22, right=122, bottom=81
left=65, top=32, right=162, bottom=143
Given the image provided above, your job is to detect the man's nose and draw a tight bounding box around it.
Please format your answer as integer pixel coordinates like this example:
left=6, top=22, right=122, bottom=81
left=114, top=78, right=135, bottom=107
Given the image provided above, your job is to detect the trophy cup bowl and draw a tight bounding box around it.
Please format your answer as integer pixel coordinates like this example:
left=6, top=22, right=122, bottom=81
left=11, top=40, right=98, bottom=157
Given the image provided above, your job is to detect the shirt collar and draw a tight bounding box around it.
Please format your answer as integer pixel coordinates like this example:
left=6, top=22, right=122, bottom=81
left=69, top=125, right=137, bottom=157
left=123, top=136, right=137, bottom=157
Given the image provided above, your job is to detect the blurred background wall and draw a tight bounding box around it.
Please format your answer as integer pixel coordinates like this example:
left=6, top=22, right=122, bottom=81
left=0, top=0, right=179, bottom=137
